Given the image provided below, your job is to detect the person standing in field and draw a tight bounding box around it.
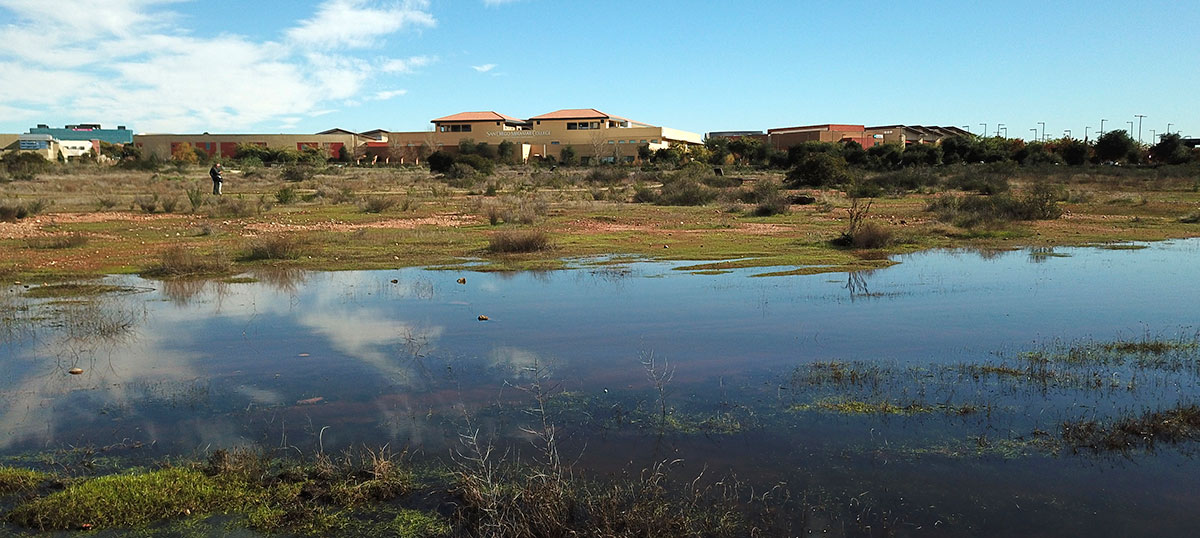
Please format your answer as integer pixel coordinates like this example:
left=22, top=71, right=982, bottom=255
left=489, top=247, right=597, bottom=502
left=210, top=162, right=223, bottom=195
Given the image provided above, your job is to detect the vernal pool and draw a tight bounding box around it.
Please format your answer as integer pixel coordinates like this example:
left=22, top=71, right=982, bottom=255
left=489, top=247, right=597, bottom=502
left=3, top=239, right=1200, bottom=536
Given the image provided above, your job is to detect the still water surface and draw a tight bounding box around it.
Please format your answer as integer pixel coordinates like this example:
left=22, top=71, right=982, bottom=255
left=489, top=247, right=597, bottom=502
left=3, top=239, right=1200, bottom=535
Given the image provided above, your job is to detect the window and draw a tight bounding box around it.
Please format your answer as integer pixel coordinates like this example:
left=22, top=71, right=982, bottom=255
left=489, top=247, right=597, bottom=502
left=567, top=122, right=577, bottom=130
left=590, top=122, right=600, bottom=129
left=607, top=140, right=615, bottom=144
left=640, top=140, right=647, bottom=144
left=550, top=141, right=560, bottom=145
left=651, top=139, right=659, bottom=144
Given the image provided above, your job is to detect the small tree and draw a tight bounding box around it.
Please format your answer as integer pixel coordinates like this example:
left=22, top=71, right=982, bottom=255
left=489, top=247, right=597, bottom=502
left=786, top=153, right=852, bottom=187
left=171, top=142, right=198, bottom=163
left=560, top=146, right=578, bottom=166
left=497, top=140, right=516, bottom=164
left=1150, top=133, right=1192, bottom=165
left=1094, top=130, right=1136, bottom=163
left=637, top=144, right=653, bottom=163
left=1056, top=138, right=1091, bottom=166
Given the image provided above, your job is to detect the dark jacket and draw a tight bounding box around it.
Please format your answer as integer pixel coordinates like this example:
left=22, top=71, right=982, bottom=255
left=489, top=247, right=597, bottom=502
left=209, top=166, right=222, bottom=182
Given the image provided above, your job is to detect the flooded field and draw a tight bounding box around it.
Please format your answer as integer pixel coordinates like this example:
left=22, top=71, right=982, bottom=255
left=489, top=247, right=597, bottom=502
left=3, top=239, right=1200, bottom=536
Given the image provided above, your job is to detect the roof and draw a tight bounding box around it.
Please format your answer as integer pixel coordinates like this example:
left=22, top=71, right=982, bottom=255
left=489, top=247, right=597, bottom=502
left=431, top=111, right=526, bottom=124
left=316, top=128, right=359, bottom=136
left=528, top=108, right=630, bottom=122
left=768, top=124, right=865, bottom=134
left=19, top=134, right=54, bottom=141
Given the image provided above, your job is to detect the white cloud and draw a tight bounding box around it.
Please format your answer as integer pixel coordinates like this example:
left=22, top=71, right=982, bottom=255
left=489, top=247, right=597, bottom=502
left=287, top=0, right=435, bottom=49
left=374, top=89, right=408, bottom=100
left=381, top=54, right=435, bottom=74
left=0, top=0, right=435, bottom=132
left=471, top=63, right=496, bottom=73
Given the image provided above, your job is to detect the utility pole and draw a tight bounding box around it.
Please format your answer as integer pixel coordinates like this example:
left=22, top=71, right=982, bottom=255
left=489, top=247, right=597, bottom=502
left=1134, top=114, right=1146, bottom=143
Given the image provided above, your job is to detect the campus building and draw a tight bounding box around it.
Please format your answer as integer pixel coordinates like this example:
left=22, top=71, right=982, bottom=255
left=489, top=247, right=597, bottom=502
left=28, top=124, right=133, bottom=144
left=383, top=109, right=703, bottom=164
left=712, top=123, right=974, bottom=151
left=133, top=132, right=365, bottom=161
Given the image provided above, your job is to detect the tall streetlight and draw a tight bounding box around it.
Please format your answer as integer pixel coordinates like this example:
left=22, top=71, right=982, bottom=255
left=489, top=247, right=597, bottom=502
left=1038, top=121, right=1046, bottom=142
left=1127, top=121, right=1134, bottom=136
left=996, top=123, right=1005, bottom=138
left=980, top=123, right=987, bottom=138
left=1085, top=126, right=1091, bottom=141
left=1100, top=118, right=1106, bottom=136
left=1167, top=123, right=1173, bottom=135
left=1134, top=114, right=1146, bottom=143
left=1030, top=128, right=1038, bottom=141
left=1064, top=129, right=1071, bottom=139
left=1150, top=129, right=1156, bottom=143
left=1002, top=126, right=1008, bottom=138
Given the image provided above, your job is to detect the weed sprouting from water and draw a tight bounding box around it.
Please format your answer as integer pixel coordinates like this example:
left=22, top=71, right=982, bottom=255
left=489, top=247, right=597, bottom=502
left=1061, top=404, right=1200, bottom=452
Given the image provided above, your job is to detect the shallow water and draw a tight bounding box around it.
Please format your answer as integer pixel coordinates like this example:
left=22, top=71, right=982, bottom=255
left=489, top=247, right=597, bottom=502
left=3, top=239, right=1200, bottom=535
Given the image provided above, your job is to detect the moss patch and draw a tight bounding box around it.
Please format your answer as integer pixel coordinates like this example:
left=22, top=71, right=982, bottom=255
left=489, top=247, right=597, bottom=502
left=0, top=466, right=50, bottom=494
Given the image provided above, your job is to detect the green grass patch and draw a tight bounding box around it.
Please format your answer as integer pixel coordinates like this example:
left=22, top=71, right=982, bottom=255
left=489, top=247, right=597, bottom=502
left=0, top=466, right=50, bottom=494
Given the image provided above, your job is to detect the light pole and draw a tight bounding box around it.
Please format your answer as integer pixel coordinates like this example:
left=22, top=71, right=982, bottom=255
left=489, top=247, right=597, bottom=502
left=996, top=123, right=1005, bottom=138
left=980, top=123, right=987, bottom=138
left=1100, top=118, right=1106, bottom=136
left=1134, top=114, right=1146, bottom=143
left=1167, top=123, right=1173, bottom=135
left=1127, top=121, right=1134, bottom=136
left=1002, top=126, right=1008, bottom=138
left=1085, top=126, right=1091, bottom=141
left=1038, top=121, right=1046, bottom=142
left=1030, top=128, right=1038, bottom=141
left=1150, top=129, right=1156, bottom=143
left=1064, top=129, right=1071, bottom=139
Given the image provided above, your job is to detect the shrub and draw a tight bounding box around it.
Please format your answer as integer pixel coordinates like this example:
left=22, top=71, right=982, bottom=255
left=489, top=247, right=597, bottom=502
left=487, top=229, right=552, bottom=253
left=585, top=166, right=627, bottom=183
left=749, top=180, right=789, bottom=216
left=427, top=151, right=455, bottom=173
left=134, top=195, right=158, bottom=214
left=210, top=197, right=257, bottom=218
left=96, top=196, right=119, bottom=211
left=786, top=153, right=852, bottom=187
left=26, top=233, right=89, bottom=249
left=281, top=166, right=313, bottom=182
left=656, top=178, right=717, bottom=206
left=0, top=204, right=29, bottom=222
left=146, top=245, right=230, bottom=277
left=927, top=187, right=1062, bottom=228
left=849, top=221, right=893, bottom=249
left=25, top=198, right=50, bottom=216
left=185, top=187, right=206, bottom=213
left=447, top=162, right=478, bottom=180
left=159, top=196, right=180, bottom=213
left=360, top=196, right=398, bottom=213
left=867, top=168, right=940, bottom=194
left=943, top=162, right=1014, bottom=194
left=2, top=152, right=52, bottom=180
left=244, top=235, right=303, bottom=260
left=275, top=186, right=298, bottom=204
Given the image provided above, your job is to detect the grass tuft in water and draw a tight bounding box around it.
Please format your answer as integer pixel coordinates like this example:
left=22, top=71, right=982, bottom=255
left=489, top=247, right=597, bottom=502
left=1061, top=404, right=1200, bottom=452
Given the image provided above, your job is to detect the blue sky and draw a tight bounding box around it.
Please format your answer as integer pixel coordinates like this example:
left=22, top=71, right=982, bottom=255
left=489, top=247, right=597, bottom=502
left=1, top=0, right=1197, bottom=142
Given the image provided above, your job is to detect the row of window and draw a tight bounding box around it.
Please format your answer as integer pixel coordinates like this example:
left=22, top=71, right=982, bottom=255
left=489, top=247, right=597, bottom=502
left=565, top=121, right=601, bottom=130
left=438, top=124, right=472, bottom=133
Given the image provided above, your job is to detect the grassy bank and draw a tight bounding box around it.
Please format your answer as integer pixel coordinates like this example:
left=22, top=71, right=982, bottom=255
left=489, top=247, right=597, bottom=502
left=1, top=163, right=1198, bottom=282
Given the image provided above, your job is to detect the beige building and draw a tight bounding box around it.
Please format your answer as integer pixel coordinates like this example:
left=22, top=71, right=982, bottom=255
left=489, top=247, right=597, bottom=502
left=385, top=109, right=703, bottom=163
left=133, top=133, right=364, bottom=161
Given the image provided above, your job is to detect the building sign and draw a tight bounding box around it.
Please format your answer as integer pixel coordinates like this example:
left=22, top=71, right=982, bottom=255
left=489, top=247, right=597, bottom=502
left=486, top=130, right=550, bottom=137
